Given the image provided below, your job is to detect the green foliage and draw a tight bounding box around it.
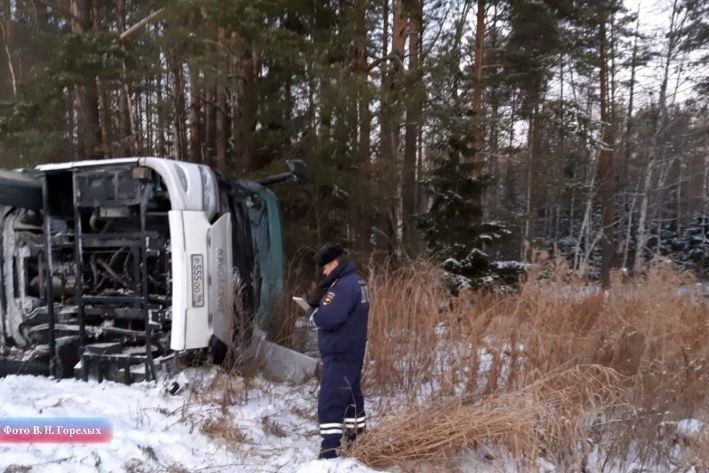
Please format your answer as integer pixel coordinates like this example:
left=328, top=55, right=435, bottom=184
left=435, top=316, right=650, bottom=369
left=505, top=0, right=562, bottom=104
left=54, top=32, right=124, bottom=85
left=418, top=134, right=509, bottom=289
left=0, top=0, right=705, bottom=282
left=0, top=29, right=124, bottom=164
left=677, top=0, right=709, bottom=96
left=0, top=72, right=71, bottom=163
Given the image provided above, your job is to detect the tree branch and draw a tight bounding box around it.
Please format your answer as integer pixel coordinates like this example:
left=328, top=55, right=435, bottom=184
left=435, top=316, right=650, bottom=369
left=118, top=8, right=165, bottom=43
left=367, top=54, right=404, bottom=73
left=0, top=19, right=17, bottom=96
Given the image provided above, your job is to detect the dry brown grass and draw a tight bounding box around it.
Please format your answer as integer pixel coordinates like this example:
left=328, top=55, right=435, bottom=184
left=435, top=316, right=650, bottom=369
left=264, top=255, right=313, bottom=348
left=686, top=430, right=709, bottom=470
left=202, top=370, right=251, bottom=410
left=261, top=415, right=287, bottom=438
left=175, top=370, right=251, bottom=452
left=199, top=416, right=247, bottom=445
left=357, top=257, right=709, bottom=469
left=349, top=365, right=625, bottom=469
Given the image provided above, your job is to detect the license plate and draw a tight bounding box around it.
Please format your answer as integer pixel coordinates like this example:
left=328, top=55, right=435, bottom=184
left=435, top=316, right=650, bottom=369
left=190, top=254, right=205, bottom=307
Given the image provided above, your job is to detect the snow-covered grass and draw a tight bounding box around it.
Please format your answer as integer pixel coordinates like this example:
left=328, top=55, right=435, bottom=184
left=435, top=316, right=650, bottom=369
left=0, top=369, right=380, bottom=473
left=0, top=367, right=705, bottom=473
left=1, top=361, right=706, bottom=473
left=1, top=260, right=707, bottom=472
left=361, top=259, right=709, bottom=470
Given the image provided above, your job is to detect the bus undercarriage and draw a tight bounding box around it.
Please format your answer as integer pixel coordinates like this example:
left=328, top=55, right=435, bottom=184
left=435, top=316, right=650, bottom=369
left=0, top=158, right=299, bottom=383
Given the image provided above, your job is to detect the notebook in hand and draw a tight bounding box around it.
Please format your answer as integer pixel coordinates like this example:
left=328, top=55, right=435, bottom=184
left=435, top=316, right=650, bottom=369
left=292, top=296, right=311, bottom=312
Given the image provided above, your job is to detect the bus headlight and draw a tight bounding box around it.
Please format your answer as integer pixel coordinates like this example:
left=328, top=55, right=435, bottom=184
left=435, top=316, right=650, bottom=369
left=199, top=166, right=217, bottom=218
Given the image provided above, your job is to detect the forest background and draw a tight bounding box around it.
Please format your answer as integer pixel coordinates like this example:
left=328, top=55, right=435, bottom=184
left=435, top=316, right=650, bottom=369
left=0, top=0, right=707, bottom=286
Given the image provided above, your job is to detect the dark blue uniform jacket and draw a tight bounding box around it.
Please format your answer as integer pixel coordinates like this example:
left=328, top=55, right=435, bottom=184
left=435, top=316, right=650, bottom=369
left=312, top=261, right=369, bottom=362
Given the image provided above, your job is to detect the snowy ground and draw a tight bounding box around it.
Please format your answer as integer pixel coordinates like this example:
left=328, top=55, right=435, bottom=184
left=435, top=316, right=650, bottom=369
left=0, top=368, right=380, bottom=473
left=0, top=368, right=705, bottom=473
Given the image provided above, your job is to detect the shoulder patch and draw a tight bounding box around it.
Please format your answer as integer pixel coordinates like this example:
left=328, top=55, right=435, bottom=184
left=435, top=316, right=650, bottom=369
left=323, top=291, right=335, bottom=305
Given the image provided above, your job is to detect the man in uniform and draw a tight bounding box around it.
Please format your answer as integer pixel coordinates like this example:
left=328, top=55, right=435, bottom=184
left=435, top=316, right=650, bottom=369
left=308, top=243, right=370, bottom=460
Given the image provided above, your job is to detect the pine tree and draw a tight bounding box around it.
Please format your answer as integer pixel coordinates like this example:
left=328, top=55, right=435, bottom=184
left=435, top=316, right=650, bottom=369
left=418, top=129, right=509, bottom=289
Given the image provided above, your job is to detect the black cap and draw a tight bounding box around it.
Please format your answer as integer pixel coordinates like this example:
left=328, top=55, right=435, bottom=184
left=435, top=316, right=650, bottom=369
left=314, top=243, right=345, bottom=267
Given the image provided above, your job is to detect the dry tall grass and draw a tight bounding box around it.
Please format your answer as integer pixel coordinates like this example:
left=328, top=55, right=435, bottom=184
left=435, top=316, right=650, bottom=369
left=358, top=258, right=708, bottom=469
left=350, top=365, right=625, bottom=469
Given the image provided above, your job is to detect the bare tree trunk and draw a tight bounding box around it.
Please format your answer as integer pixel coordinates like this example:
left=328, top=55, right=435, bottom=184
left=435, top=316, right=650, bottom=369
left=652, top=161, right=672, bottom=257
left=658, top=0, right=680, bottom=122
left=610, top=16, right=617, bottom=115
left=215, top=28, right=227, bottom=172
left=618, top=7, right=641, bottom=259
left=154, top=76, right=162, bottom=155
left=471, top=0, right=485, bottom=180
left=144, top=79, right=152, bottom=154
left=574, top=149, right=598, bottom=271
left=633, top=0, right=680, bottom=273
left=402, top=0, right=422, bottom=243
left=521, top=109, right=539, bottom=260
left=633, top=159, right=653, bottom=272
left=93, top=3, right=112, bottom=158
left=621, top=189, right=638, bottom=268
left=157, top=78, right=164, bottom=156
left=355, top=0, right=370, bottom=167
left=553, top=58, right=566, bottom=255
left=622, top=4, right=641, bottom=188
left=71, top=0, right=101, bottom=159
left=380, top=0, right=406, bottom=165
left=188, top=61, right=202, bottom=163
left=487, top=4, right=501, bottom=220
left=0, top=14, right=17, bottom=96
left=215, top=85, right=227, bottom=170
left=200, top=40, right=214, bottom=164
left=171, top=62, right=188, bottom=160
left=96, top=78, right=112, bottom=158
left=117, top=0, right=134, bottom=155
left=675, top=160, right=682, bottom=229
left=354, top=0, right=372, bottom=253
left=598, top=19, right=616, bottom=288
left=136, top=80, right=145, bottom=154
left=505, top=92, right=517, bottom=209
left=374, top=0, right=390, bottom=254
left=378, top=0, right=406, bottom=253
left=205, top=87, right=216, bottom=166
left=703, top=153, right=708, bottom=238
left=232, top=37, right=257, bottom=174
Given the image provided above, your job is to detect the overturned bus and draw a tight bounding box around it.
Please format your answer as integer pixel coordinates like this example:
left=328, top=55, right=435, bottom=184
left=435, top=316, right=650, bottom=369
left=0, top=157, right=304, bottom=383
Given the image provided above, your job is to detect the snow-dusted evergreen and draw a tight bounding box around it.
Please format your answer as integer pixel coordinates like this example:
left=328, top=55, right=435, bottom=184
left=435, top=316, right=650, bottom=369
left=418, top=136, right=516, bottom=289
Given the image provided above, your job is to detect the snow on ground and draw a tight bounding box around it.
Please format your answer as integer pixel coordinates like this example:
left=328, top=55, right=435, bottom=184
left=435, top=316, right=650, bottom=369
left=1, top=368, right=705, bottom=473
left=0, top=368, right=382, bottom=473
